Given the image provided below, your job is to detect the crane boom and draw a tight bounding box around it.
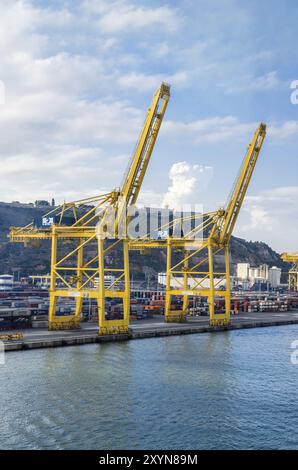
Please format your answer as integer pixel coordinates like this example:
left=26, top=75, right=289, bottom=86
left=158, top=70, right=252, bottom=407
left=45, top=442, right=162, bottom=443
left=211, top=123, right=266, bottom=245
left=99, top=82, right=170, bottom=236
left=120, top=82, right=170, bottom=207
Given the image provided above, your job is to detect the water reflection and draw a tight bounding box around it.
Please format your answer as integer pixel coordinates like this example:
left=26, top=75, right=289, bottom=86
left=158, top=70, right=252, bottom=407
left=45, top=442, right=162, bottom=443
left=0, top=326, right=298, bottom=449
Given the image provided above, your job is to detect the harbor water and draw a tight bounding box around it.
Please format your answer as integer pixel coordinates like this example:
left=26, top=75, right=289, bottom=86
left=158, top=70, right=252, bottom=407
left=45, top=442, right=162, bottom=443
left=1, top=325, right=298, bottom=450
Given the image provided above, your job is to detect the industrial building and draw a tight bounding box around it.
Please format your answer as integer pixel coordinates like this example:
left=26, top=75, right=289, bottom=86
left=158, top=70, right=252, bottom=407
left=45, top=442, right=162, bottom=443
left=236, top=263, right=281, bottom=290
left=0, top=274, right=13, bottom=291
left=158, top=272, right=226, bottom=289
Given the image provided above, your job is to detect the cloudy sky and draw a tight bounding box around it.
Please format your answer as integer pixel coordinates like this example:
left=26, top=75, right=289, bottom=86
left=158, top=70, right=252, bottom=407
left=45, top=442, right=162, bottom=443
left=0, top=0, right=298, bottom=252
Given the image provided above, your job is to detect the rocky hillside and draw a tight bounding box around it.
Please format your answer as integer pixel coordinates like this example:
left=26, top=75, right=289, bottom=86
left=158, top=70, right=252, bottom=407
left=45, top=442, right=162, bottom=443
left=230, top=237, right=284, bottom=268
left=0, top=202, right=50, bottom=276
left=0, top=202, right=288, bottom=279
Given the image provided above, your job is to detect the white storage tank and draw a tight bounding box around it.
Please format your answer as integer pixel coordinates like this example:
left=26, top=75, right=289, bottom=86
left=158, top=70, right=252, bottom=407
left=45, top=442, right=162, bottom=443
left=0, top=274, right=13, bottom=291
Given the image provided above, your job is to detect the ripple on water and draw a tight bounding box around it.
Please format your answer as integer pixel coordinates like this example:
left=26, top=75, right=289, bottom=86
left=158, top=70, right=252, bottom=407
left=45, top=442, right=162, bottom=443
left=0, top=325, right=298, bottom=449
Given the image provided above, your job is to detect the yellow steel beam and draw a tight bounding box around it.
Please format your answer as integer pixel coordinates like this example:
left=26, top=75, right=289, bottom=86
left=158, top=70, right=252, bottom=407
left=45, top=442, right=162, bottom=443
left=210, top=123, right=266, bottom=245
left=120, top=83, right=170, bottom=208
left=281, top=252, right=298, bottom=263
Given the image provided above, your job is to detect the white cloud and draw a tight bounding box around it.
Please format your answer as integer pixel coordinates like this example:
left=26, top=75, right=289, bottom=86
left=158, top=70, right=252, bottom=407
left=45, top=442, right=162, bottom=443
left=162, top=116, right=257, bottom=143
left=225, top=71, right=280, bottom=94
left=236, top=186, right=298, bottom=251
left=162, top=161, right=213, bottom=209
left=0, top=0, right=190, bottom=205
left=244, top=51, right=273, bottom=64
left=136, top=189, right=164, bottom=208
left=84, top=1, right=180, bottom=34
left=0, top=1, right=160, bottom=202
left=251, top=71, right=279, bottom=90
left=240, top=205, right=274, bottom=232
left=262, top=186, right=298, bottom=198
left=0, top=145, right=129, bottom=203
left=118, top=71, right=189, bottom=91
left=150, top=41, right=171, bottom=59
left=162, top=116, right=298, bottom=145
left=268, top=121, right=298, bottom=139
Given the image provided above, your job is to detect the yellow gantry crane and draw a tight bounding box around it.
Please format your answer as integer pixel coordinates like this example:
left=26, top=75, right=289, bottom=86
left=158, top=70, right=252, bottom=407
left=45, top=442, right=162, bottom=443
left=10, top=82, right=171, bottom=334
left=130, top=123, right=266, bottom=326
left=281, top=252, right=298, bottom=291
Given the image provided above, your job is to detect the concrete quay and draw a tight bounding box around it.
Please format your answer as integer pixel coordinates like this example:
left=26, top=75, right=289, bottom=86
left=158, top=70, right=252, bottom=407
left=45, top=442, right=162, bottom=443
left=2, top=311, right=298, bottom=352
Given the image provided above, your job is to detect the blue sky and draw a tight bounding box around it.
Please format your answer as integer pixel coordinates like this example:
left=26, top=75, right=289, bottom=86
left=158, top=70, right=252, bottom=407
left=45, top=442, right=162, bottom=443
left=0, top=0, right=298, bottom=251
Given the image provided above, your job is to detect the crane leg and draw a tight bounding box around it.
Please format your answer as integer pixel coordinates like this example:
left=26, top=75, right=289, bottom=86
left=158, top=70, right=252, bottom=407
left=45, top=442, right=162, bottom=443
left=224, top=244, right=231, bottom=325
left=165, top=240, right=187, bottom=322
left=98, top=239, right=130, bottom=335
left=209, top=243, right=230, bottom=327
left=48, top=230, right=58, bottom=330
left=123, top=239, right=130, bottom=330
left=74, top=242, right=83, bottom=325
left=289, top=270, right=298, bottom=292
left=97, top=238, right=106, bottom=334
left=182, top=250, right=189, bottom=318
left=208, top=242, right=215, bottom=325
left=48, top=294, right=58, bottom=330
left=165, top=238, right=172, bottom=321
left=48, top=229, right=80, bottom=330
left=292, top=263, right=298, bottom=292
